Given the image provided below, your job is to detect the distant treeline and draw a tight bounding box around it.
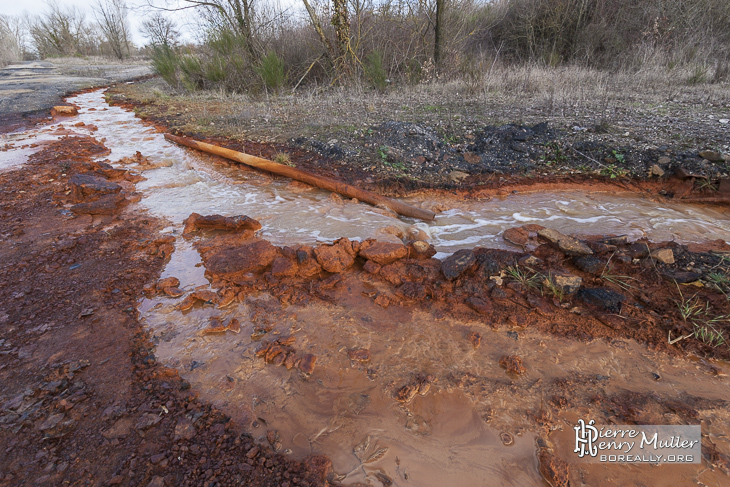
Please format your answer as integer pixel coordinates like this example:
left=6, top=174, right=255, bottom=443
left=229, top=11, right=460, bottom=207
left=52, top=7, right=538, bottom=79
left=3, top=0, right=729, bottom=90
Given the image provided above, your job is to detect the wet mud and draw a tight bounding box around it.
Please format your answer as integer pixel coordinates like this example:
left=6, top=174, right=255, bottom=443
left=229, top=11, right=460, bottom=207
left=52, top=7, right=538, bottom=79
left=1, top=87, right=729, bottom=487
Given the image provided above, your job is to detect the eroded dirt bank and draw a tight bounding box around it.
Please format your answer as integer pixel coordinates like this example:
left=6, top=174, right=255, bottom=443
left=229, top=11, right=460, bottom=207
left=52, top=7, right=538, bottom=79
left=0, top=136, right=331, bottom=486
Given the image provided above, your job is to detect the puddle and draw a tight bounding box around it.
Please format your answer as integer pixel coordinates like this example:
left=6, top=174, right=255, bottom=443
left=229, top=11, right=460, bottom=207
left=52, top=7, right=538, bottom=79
left=4, top=89, right=730, bottom=485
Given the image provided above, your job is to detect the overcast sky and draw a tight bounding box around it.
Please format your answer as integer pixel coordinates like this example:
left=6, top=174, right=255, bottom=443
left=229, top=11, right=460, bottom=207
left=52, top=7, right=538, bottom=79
left=0, top=1, right=207, bottom=46
left=2, top=0, right=305, bottom=46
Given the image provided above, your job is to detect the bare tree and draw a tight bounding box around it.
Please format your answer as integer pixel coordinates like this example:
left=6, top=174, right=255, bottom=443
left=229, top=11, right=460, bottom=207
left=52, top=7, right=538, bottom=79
left=150, top=0, right=259, bottom=58
left=94, top=0, right=132, bottom=59
left=29, top=1, right=93, bottom=58
left=0, top=15, right=25, bottom=65
left=140, top=12, right=180, bottom=50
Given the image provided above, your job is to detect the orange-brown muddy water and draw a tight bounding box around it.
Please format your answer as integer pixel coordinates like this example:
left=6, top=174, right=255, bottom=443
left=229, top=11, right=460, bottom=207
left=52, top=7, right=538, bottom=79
left=3, top=89, right=729, bottom=486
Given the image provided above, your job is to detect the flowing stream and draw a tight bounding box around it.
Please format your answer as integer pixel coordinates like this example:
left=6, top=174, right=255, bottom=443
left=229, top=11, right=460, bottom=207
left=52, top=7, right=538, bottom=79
left=2, top=89, right=729, bottom=486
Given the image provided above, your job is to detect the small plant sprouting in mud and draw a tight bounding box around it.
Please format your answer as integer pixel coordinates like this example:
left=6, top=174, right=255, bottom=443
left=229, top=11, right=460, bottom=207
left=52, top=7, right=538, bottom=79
left=540, top=141, right=567, bottom=166
left=601, top=254, right=638, bottom=291
left=506, top=265, right=542, bottom=291
left=670, top=283, right=729, bottom=348
left=378, top=145, right=389, bottom=162
left=542, top=273, right=565, bottom=302
left=611, top=150, right=625, bottom=164
left=601, top=163, right=629, bottom=179
left=694, top=178, right=719, bottom=192
left=706, top=270, right=730, bottom=296
left=273, top=152, right=293, bottom=166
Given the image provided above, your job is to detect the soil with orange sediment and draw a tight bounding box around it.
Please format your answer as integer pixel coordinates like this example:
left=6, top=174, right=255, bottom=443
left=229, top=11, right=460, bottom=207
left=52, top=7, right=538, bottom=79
left=1, top=86, right=730, bottom=486
left=0, top=135, right=334, bottom=487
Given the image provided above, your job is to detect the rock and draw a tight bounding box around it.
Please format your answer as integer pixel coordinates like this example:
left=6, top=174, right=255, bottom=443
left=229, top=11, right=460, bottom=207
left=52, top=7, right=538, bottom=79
left=538, top=448, right=570, bottom=487
left=266, top=430, right=283, bottom=452
left=136, top=413, right=162, bottom=430
left=396, top=282, right=426, bottom=300
left=374, top=294, right=390, bottom=308
left=572, top=255, right=606, bottom=275
left=182, top=213, right=261, bottom=236
left=648, top=164, right=665, bottom=177
left=363, top=260, right=381, bottom=274
left=348, top=348, right=371, bottom=363
left=69, top=174, right=122, bottom=202
left=600, top=235, right=628, bottom=246
left=303, top=455, right=333, bottom=485
left=465, top=296, right=493, bottom=315
left=204, top=240, right=278, bottom=280
left=298, top=354, right=317, bottom=375
left=270, top=256, right=298, bottom=277
left=190, top=290, right=219, bottom=304
left=70, top=193, right=127, bottom=215
left=463, top=152, right=481, bottom=164
left=627, top=242, right=650, bottom=258
left=503, top=225, right=544, bottom=251
left=699, top=150, right=723, bottom=162
left=661, top=269, right=703, bottom=283
left=449, top=170, right=469, bottom=182
left=526, top=294, right=553, bottom=316
left=314, top=238, right=356, bottom=273
left=38, top=413, right=64, bottom=431
left=156, top=277, right=180, bottom=290
left=467, top=331, right=481, bottom=349
left=538, top=228, right=593, bottom=256
left=202, top=316, right=227, bottom=334
left=499, top=355, right=526, bottom=375
left=545, top=273, right=583, bottom=295
left=518, top=255, right=543, bottom=266
left=578, top=288, right=624, bottom=313
left=651, top=248, right=675, bottom=264
left=408, top=240, right=437, bottom=260
left=358, top=240, right=408, bottom=265
left=294, top=246, right=322, bottom=278
left=163, top=287, right=184, bottom=298
left=52, top=106, right=78, bottom=116
left=503, top=227, right=529, bottom=249
left=657, top=156, right=671, bottom=165
left=441, top=249, right=476, bottom=280
left=174, top=418, right=196, bottom=440
left=147, top=476, right=166, bottom=487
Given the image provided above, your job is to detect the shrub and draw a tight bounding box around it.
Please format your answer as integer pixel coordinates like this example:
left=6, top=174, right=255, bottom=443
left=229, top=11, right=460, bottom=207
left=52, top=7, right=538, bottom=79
left=256, top=51, right=287, bottom=92
left=363, top=50, right=388, bottom=92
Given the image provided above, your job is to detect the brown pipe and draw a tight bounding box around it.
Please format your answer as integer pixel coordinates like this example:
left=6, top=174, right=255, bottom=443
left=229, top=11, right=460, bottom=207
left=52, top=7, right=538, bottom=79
left=164, top=133, right=436, bottom=221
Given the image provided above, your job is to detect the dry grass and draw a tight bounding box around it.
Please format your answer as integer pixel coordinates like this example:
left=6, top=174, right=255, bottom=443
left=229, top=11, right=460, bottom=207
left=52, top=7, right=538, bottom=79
left=123, top=62, right=730, bottom=149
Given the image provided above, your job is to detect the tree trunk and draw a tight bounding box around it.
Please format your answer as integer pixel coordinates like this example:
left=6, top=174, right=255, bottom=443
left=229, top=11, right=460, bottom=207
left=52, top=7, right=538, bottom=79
left=434, top=0, right=444, bottom=72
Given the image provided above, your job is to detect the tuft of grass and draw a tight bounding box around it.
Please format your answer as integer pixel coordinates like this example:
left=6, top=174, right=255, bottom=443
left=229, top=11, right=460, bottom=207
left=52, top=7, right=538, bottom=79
left=671, top=283, right=729, bottom=348
left=273, top=152, right=292, bottom=165
left=601, top=255, right=638, bottom=291
left=542, top=273, right=565, bottom=302
left=506, top=265, right=542, bottom=290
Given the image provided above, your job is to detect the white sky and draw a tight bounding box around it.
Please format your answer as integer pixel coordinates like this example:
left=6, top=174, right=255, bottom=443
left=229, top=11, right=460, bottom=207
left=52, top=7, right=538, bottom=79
left=0, top=0, right=212, bottom=46
left=2, top=0, right=305, bottom=47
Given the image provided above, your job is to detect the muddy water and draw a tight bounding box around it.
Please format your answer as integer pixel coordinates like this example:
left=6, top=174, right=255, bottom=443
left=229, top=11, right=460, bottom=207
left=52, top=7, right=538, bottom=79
left=4, top=89, right=730, bottom=485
